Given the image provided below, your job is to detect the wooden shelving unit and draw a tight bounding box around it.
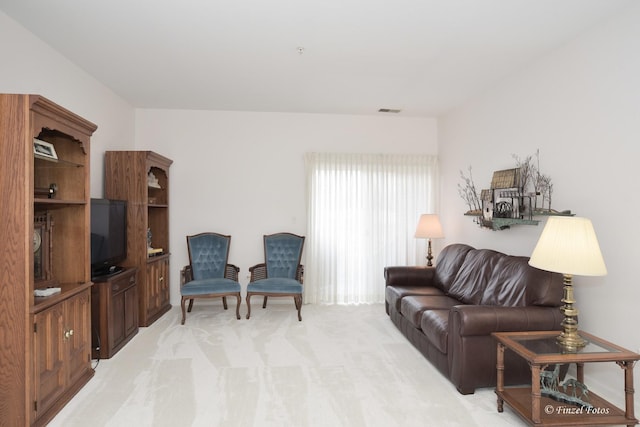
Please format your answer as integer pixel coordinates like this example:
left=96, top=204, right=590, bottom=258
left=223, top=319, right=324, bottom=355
left=0, top=94, right=97, bottom=426
left=104, top=151, right=173, bottom=327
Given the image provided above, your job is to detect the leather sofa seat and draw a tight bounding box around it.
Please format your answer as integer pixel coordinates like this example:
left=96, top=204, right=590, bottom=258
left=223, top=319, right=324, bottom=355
left=400, top=295, right=459, bottom=328
left=385, top=285, right=445, bottom=313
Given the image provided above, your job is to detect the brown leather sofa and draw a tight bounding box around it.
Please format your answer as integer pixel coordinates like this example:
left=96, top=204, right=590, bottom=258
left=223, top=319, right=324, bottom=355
left=385, top=243, right=564, bottom=394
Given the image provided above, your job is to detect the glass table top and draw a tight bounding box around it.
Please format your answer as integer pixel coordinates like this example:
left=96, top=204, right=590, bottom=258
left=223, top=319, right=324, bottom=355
left=511, top=334, right=620, bottom=356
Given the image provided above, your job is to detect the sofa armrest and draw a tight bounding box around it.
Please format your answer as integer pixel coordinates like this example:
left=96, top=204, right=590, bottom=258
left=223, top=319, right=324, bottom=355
left=384, top=266, right=435, bottom=287
left=450, top=305, right=563, bottom=337
left=447, top=305, right=564, bottom=394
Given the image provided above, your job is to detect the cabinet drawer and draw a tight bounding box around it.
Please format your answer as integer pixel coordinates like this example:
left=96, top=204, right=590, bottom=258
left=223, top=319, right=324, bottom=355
left=110, top=273, right=136, bottom=294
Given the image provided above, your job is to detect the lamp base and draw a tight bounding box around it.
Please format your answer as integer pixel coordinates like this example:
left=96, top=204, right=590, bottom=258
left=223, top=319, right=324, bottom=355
left=557, top=331, right=587, bottom=352
left=556, top=273, right=588, bottom=352
left=426, top=238, right=434, bottom=267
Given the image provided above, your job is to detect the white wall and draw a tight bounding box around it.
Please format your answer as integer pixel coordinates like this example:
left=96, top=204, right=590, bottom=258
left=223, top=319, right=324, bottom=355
left=0, top=11, right=136, bottom=196
left=439, top=2, right=640, bottom=406
left=135, top=109, right=437, bottom=300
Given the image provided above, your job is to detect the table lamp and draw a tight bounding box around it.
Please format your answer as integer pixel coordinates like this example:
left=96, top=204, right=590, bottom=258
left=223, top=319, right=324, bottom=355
left=415, top=214, right=444, bottom=267
left=528, top=216, right=607, bottom=351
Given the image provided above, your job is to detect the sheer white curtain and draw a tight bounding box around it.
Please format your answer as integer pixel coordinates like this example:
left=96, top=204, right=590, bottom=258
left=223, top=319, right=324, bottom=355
left=304, top=153, right=438, bottom=304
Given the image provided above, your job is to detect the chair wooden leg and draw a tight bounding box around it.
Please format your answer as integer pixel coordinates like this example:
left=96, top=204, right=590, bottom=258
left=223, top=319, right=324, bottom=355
left=295, top=295, right=302, bottom=321
left=262, top=296, right=268, bottom=308
left=181, top=297, right=187, bottom=325
left=187, top=298, right=194, bottom=312
left=222, top=296, right=228, bottom=310
left=246, top=294, right=252, bottom=319
left=235, top=294, right=241, bottom=320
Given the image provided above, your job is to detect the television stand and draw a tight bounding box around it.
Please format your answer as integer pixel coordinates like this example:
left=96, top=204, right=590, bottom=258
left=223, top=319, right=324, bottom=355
left=91, top=267, right=139, bottom=359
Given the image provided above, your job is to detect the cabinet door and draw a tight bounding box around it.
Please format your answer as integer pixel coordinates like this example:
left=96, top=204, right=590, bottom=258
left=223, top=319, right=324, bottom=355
left=146, top=258, right=170, bottom=320
left=124, top=284, right=138, bottom=337
left=111, top=288, right=126, bottom=350
left=158, top=257, right=170, bottom=310
left=33, top=303, right=66, bottom=418
left=64, top=290, right=92, bottom=388
left=109, top=272, right=132, bottom=351
left=146, top=260, right=163, bottom=319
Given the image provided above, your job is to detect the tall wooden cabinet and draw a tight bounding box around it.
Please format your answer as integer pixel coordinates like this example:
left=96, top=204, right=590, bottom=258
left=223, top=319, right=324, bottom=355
left=0, top=94, right=96, bottom=426
left=104, top=151, right=173, bottom=327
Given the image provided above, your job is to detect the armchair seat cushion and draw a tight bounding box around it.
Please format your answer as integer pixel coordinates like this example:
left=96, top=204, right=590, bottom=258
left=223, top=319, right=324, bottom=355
left=247, top=278, right=302, bottom=294
left=181, top=278, right=241, bottom=296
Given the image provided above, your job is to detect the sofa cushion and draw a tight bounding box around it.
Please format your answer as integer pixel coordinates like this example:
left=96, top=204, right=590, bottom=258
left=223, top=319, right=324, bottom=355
left=400, top=295, right=461, bottom=329
left=420, top=309, right=450, bottom=353
left=481, top=256, right=563, bottom=306
left=446, top=249, right=502, bottom=304
left=433, top=244, right=474, bottom=291
left=385, top=285, right=445, bottom=312
left=526, top=268, right=563, bottom=307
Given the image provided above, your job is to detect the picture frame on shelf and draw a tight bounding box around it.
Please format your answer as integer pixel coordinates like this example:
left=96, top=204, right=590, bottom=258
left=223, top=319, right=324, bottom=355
left=33, top=138, right=58, bottom=161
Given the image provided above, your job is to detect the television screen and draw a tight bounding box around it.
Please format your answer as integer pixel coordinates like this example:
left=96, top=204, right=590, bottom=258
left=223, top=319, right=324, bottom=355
left=90, top=198, right=127, bottom=278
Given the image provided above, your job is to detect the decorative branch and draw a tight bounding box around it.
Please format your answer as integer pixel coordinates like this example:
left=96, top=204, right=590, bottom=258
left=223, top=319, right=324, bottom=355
left=458, top=166, right=481, bottom=214
left=512, top=153, right=535, bottom=194
left=538, top=174, right=552, bottom=212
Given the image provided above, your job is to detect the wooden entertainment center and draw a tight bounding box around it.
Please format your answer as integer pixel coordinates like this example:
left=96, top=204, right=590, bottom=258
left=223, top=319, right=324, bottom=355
left=0, top=96, right=174, bottom=425
left=105, top=151, right=172, bottom=327
left=0, top=94, right=97, bottom=426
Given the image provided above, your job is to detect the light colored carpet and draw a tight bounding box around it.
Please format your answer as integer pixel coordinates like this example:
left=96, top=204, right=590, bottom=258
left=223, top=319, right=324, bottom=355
left=48, top=303, right=524, bottom=426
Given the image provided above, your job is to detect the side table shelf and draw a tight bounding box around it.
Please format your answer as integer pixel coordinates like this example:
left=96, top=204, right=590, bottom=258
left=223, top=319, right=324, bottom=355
left=91, top=268, right=139, bottom=359
left=497, top=386, right=632, bottom=426
left=493, top=330, right=639, bottom=427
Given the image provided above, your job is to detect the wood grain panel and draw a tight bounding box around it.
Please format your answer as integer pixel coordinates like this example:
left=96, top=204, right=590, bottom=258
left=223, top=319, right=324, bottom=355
left=0, top=94, right=30, bottom=427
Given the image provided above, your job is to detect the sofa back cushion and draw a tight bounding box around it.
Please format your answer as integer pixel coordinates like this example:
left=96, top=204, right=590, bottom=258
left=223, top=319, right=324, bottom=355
left=433, top=244, right=475, bottom=291
left=446, top=249, right=503, bottom=304
left=481, top=256, right=563, bottom=306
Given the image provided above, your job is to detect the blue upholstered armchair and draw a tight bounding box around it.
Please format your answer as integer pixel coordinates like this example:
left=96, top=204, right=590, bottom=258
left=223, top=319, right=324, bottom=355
left=246, top=233, right=305, bottom=321
left=180, top=232, right=242, bottom=324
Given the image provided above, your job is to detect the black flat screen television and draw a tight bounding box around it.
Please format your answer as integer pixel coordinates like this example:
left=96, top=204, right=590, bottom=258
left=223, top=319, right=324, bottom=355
left=90, top=198, right=127, bottom=279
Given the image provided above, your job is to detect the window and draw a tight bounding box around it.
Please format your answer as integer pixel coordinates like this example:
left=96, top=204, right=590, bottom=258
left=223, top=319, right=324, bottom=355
left=305, top=153, right=438, bottom=304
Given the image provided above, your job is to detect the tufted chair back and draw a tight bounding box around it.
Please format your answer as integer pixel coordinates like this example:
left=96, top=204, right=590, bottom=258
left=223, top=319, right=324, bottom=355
left=187, top=233, right=231, bottom=281
left=264, top=233, right=305, bottom=279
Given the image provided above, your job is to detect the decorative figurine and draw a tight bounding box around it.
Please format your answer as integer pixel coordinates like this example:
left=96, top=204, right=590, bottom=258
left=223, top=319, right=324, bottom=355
left=147, top=171, right=161, bottom=188
left=459, top=150, right=571, bottom=230
left=540, top=364, right=592, bottom=410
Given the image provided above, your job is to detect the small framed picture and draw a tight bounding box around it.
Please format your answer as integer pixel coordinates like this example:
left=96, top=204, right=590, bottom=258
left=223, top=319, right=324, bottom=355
left=33, top=138, right=58, bottom=161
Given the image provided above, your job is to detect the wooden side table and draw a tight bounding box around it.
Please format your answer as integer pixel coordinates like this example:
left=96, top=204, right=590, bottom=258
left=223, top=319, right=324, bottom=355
left=493, top=330, right=639, bottom=426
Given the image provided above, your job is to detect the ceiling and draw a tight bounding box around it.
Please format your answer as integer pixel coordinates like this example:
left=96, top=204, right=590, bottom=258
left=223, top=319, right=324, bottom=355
left=0, top=0, right=632, bottom=116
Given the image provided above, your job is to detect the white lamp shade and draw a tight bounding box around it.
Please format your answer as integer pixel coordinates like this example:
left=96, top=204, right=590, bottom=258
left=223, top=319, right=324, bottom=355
left=414, top=214, right=444, bottom=239
left=529, top=216, right=607, bottom=276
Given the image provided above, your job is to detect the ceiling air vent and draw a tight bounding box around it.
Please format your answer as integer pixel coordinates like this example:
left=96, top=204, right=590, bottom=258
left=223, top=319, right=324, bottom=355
left=378, top=108, right=402, bottom=113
